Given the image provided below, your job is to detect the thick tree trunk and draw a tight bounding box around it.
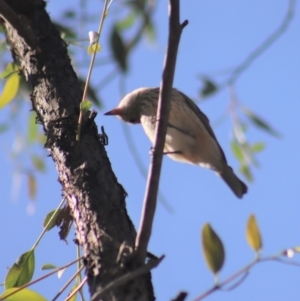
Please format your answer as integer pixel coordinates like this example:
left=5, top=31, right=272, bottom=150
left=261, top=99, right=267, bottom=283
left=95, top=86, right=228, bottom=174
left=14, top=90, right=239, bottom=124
left=2, top=0, right=154, bottom=300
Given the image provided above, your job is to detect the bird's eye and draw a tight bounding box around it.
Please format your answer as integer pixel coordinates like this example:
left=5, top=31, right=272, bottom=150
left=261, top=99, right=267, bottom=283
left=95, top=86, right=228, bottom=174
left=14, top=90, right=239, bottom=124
left=129, top=118, right=139, bottom=123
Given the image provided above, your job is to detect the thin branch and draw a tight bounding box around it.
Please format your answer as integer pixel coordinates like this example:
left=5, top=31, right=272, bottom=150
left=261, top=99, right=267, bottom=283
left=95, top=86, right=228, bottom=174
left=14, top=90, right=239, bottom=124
left=226, top=0, right=295, bottom=85
left=171, top=292, right=188, bottom=301
left=91, top=255, right=164, bottom=301
left=0, top=0, right=37, bottom=49
left=76, top=0, right=110, bottom=141
left=65, top=276, right=87, bottom=301
left=1, top=257, right=83, bottom=301
left=52, top=266, right=85, bottom=301
left=134, top=0, right=188, bottom=264
left=121, top=122, right=173, bottom=213
left=193, top=251, right=300, bottom=301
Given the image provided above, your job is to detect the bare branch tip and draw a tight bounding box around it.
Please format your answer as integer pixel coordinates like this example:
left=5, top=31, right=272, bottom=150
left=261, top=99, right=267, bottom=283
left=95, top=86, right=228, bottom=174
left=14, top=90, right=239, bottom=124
left=181, top=20, right=189, bottom=29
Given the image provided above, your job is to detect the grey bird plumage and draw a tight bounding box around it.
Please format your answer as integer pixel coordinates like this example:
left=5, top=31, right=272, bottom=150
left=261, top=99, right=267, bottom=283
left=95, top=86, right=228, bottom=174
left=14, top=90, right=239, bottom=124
left=105, top=87, right=248, bottom=198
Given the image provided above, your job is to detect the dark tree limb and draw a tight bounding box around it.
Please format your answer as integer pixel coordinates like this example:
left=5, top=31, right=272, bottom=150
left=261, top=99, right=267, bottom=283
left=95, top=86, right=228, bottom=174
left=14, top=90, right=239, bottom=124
left=0, top=0, right=37, bottom=49
left=2, top=0, right=154, bottom=300
left=135, top=0, right=188, bottom=264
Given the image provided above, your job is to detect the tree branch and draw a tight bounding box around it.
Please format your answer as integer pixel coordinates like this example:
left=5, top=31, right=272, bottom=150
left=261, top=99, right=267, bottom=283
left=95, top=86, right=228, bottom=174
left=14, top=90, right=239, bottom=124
left=0, top=0, right=37, bottom=49
left=3, top=1, right=154, bottom=300
left=135, top=0, right=188, bottom=264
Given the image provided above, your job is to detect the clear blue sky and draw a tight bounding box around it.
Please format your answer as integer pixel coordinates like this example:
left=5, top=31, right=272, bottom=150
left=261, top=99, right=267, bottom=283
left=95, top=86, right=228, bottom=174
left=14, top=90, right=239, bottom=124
left=1, top=0, right=300, bottom=300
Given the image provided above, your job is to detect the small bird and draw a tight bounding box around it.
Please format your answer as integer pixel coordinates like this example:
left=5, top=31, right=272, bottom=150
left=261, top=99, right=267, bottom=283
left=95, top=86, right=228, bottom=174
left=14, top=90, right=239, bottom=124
left=104, top=87, right=248, bottom=198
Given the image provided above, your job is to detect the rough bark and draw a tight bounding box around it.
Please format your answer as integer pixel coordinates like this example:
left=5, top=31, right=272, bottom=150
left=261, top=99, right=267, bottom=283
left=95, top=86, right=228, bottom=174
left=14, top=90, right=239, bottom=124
left=2, top=0, right=154, bottom=300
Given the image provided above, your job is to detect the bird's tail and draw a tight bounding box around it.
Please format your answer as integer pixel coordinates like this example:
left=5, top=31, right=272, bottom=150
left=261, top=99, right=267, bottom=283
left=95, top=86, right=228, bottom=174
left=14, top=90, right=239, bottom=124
left=218, top=166, right=248, bottom=198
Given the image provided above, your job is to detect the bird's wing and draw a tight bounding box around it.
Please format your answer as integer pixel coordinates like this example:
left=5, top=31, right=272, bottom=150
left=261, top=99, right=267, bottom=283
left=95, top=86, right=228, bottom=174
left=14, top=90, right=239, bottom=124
left=176, top=89, right=228, bottom=163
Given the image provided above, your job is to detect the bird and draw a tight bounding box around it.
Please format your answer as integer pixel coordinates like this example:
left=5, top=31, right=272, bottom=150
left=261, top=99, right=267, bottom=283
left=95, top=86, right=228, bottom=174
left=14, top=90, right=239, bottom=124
left=104, top=87, right=248, bottom=198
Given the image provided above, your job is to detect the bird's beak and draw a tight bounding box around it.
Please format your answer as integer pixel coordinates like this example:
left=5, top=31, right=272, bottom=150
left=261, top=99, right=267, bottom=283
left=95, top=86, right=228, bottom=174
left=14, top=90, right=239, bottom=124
left=104, top=108, right=121, bottom=116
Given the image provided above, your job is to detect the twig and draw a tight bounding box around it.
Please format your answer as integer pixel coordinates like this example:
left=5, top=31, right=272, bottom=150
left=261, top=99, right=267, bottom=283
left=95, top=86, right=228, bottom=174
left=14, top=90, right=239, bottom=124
left=134, top=0, right=188, bottom=264
left=171, top=292, right=188, bottom=301
left=226, top=0, right=295, bottom=86
left=52, top=266, right=84, bottom=301
left=76, top=0, right=111, bottom=141
left=0, top=257, right=83, bottom=301
left=121, top=122, right=173, bottom=213
left=193, top=251, right=300, bottom=301
left=91, top=255, right=164, bottom=301
left=65, top=276, right=87, bottom=301
left=0, top=0, right=37, bottom=49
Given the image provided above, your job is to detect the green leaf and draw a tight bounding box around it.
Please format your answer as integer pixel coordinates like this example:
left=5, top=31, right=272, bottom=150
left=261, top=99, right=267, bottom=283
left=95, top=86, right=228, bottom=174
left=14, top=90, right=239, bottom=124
left=199, top=77, right=218, bottom=98
left=80, top=100, right=92, bottom=113
left=251, top=142, right=265, bottom=153
left=0, top=72, right=20, bottom=109
left=0, top=288, right=47, bottom=301
left=27, top=173, right=37, bottom=200
left=110, top=25, right=127, bottom=72
left=31, top=155, right=45, bottom=172
left=87, top=43, right=101, bottom=55
left=201, top=223, right=225, bottom=274
left=246, top=214, right=262, bottom=252
left=27, top=112, right=38, bottom=144
left=5, top=251, right=35, bottom=289
left=41, top=263, right=57, bottom=270
left=63, top=10, right=76, bottom=19
left=244, top=109, right=281, bottom=138
left=0, top=63, right=18, bottom=79
left=78, top=78, right=102, bottom=107
left=43, top=209, right=63, bottom=231
left=239, top=165, right=253, bottom=182
left=231, top=141, right=245, bottom=163
left=144, top=21, right=155, bottom=42
left=116, top=13, right=135, bottom=30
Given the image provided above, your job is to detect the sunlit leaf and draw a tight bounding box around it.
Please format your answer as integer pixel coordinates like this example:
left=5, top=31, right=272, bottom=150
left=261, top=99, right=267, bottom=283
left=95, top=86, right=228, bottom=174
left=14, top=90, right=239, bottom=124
left=251, top=142, right=265, bottom=153
left=0, top=73, right=20, bottom=109
left=80, top=100, right=92, bottom=113
left=41, top=263, right=57, bottom=270
left=0, top=288, right=47, bottom=301
left=246, top=214, right=262, bottom=253
left=27, top=173, right=37, bottom=200
left=43, top=209, right=63, bottom=231
left=201, top=223, right=225, bottom=274
left=231, top=141, right=245, bottom=163
left=244, top=108, right=281, bottom=138
left=58, top=268, right=66, bottom=279
left=110, top=26, right=127, bottom=72
left=5, top=251, right=35, bottom=289
left=87, top=43, right=101, bottom=55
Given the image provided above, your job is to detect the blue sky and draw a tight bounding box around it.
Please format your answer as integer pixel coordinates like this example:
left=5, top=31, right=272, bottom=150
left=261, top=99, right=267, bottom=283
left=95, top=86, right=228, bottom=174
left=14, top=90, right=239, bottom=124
left=1, top=1, right=300, bottom=300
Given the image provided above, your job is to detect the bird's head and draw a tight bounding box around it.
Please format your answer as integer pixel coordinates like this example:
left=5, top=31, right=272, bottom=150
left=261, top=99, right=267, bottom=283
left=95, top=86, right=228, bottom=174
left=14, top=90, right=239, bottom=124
left=104, top=87, right=158, bottom=124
